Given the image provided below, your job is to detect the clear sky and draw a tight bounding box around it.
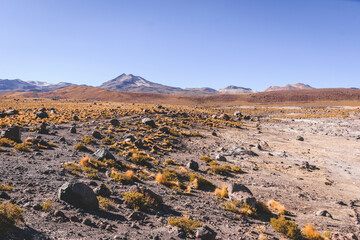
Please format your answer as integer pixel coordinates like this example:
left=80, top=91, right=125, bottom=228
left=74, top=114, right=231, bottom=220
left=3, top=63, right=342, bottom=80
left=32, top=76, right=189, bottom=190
left=0, top=0, right=359, bottom=91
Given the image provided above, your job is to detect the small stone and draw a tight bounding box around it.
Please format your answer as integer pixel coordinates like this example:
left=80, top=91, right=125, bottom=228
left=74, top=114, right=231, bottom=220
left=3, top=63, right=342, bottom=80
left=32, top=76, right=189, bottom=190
left=0, top=191, right=10, bottom=200
left=215, top=154, right=226, bottom=161
left=110, top=118, right=120, bottom=127
left=92, top=131, right=103, bottom=139
left=70, top=126, right=76, bottom=134
left=296, top=136, right=304, bottom=141
left=33, top=203, right=42, bottom=211
left=128, top=211, right=146, bottom=221
left=187, top=160, right=199, bottom=171
left=315, top=210, right=332, bottom=218
left=83, top=217, right=93, bottom=226
left=54, top=210, right=66, bottom=218
left=196, top=225, right=217, bottom=240
left=142, top=118, right=156, bottom=128
left=94, top=183, right=111, bottom=198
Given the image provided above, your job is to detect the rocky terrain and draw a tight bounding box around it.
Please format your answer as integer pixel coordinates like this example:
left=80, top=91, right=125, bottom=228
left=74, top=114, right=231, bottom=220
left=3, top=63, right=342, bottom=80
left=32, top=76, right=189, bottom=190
left=0, top=98, right=360, bottom=240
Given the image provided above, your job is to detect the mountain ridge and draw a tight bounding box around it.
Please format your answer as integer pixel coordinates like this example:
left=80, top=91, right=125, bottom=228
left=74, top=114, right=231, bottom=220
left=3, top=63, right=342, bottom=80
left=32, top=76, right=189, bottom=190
left=0, top=74, right=255, bottom=95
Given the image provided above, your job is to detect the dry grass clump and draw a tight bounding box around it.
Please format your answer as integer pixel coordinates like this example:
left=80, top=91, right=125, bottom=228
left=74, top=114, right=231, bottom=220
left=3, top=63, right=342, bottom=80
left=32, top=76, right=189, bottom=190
left=168, top=215, right=203, bottom=233
left=40, top=200, right=53, bottom=212
left=0, top=184, right=13, bottom=191
left=267, top=199, right=287, bottom=215
left=62, top=162, right=82, bottom=175
left=129, top=150, right=154, bottom=165
left=302, top=223, right=324, bottom=240
left=209, top=161, right=231, bottom=175
left=97, top=196, right=116, bottom=211
left=155, top=168, right=183, bottom=191
left=110, top=169, right=137, bottom=184
left=14, top=143, right=30, bottom=152
left=231, top=165, right=243, bottom=173
left=164, top=159, right=176, bottom=165
left=214, top=184, right=228, bottom=198
left=122, top=192, right=148, bottom=210
left=200, top=155, right=213, bottom=163
left=82, top=135, right=96, bottom=145
left=0, top=202, right=24, bottom=233
left=270, top=215, right=302, bottom=240
left=0, top=138, right=15, bottom=147
left=73, top=142, right=94, bottom=152
left=187, top=172, right=214, bottom=190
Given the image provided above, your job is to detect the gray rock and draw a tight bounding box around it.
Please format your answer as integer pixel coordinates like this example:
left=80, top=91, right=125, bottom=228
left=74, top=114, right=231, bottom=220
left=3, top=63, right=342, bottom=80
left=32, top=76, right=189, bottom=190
left=159, top=126, right=170, bottom=134
left=58, top=181, right=99, bottom=210
left=92, top=131, right=103, bottom=139
left=35, top=111, right=49, bottom=119
left=142, top=118, right=156, bottom=128
left=228, top=183, right=256, bottom=208
left=219, top=114, right=230, bottom=121
left=215, top=154, right=226, bottom=161
left=4, top=109, right=19, bottom=116
left=110, top=118, right=120, bottom=127
left=72, top=115, right=79, bottom=121
left=234, top=111, right=242, bottom=117
left=315, top=210, right=332, bottom=218
left=93, top=149, right=115, bottom=160
left=187, top=160, right=199, bottom=171
left=127, top=211, right=147, bottom=221
left=196, top=225, right=217, bottom=240
left=1, top=125, right=21, bottom=142
left=124, top=134, right=136, bottom=142
left=296, top=136, right=304, bottom=141
left=70, top=126, right=76, bottom=134
left=94, top=183, right=111, bottom=198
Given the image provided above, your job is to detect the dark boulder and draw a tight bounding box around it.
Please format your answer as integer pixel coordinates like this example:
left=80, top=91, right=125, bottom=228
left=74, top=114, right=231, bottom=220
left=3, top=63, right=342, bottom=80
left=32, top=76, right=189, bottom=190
left=58, top=181, right=99, bottom=210
left=1, top=125, right=21, bottom=142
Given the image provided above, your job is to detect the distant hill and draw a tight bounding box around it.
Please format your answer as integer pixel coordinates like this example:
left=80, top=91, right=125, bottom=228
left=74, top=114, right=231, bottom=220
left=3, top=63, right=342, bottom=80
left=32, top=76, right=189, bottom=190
left=99, top=74, right=231, bottom=95
left=0, top=79, right=75, bottom=93
left=218, top=85, right=255, bottom=94
left=264, top=83, right=313, bottom=92
left=0, top=74, right=253, bottom=95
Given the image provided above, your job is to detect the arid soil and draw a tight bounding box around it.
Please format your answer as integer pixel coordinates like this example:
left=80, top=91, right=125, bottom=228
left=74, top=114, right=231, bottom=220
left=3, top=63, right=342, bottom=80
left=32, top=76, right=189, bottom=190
left=0, top=99, right=359, bottom=240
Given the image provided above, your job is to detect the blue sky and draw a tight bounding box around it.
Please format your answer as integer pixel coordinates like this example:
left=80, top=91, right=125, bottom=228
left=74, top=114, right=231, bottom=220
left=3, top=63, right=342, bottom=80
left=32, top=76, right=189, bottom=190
left=0, top=0, right=359, bottom=91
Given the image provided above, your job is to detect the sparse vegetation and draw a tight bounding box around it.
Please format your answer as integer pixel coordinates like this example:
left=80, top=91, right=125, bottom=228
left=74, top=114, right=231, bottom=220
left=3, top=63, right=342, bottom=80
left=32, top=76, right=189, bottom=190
left=270, top=215, right=302, bottom=240
left=168, top=215, right=203, bottom=233
left=267, top=199, right=287, bottom=215
left=0, top=184, right=13, bottom=191
left=122, top=191, right=148, bottom=210
left=98, top=196, right=115, bottom=211
left=214, top=184, right=228, bottom=198
left=302, top=223, right=324, bottom=240
left=0, top=202, right=24, bottom=232
left=40, top=200, right=53, bottom=212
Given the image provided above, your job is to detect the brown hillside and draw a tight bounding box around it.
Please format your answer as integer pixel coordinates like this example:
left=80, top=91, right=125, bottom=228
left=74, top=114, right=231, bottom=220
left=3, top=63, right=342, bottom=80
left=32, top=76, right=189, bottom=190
left=2, top=85, right=360, bottom=106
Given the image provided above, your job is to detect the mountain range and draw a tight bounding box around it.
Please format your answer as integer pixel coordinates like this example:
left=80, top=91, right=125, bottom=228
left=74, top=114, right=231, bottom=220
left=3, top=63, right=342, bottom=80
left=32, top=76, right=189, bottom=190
left=0, top=73, right=313, bottom=95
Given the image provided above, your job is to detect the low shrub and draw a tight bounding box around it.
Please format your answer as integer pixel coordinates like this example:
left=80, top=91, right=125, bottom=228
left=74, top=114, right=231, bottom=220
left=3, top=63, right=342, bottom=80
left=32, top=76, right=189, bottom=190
left=214, top=185, right=228, bottom=198
left=97, top=196, right=115, bottom=211
left=0, top=184, right=13, bottom=191
left=270, top=215, right=302, bottom=240
left=303, top=223, right=324, bottom=240
left=267, top=199, right=287, bottom=215
left=40, top=200, right=52, bottom=212
left=122, top=192, right=148, bottom=210
left=168, top=215, right=203, bottom=233
left=0, top=202, right=24, bottom=233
